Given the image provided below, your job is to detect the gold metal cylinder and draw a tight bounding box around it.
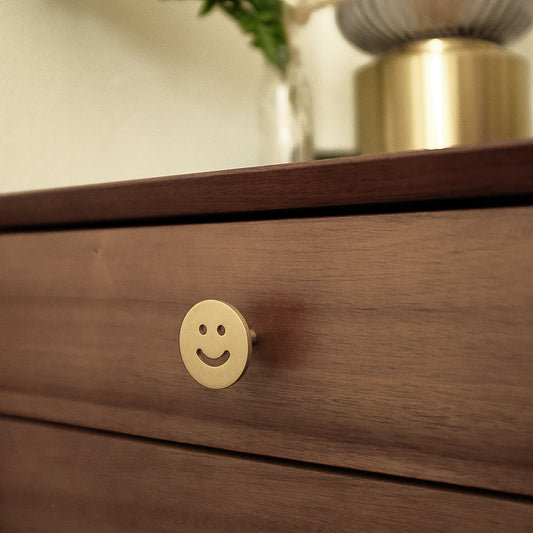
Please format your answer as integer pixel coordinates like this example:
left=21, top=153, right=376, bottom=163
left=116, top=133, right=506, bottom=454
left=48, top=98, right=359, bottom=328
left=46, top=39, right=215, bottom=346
left=357, top=38, right=530, bottom=154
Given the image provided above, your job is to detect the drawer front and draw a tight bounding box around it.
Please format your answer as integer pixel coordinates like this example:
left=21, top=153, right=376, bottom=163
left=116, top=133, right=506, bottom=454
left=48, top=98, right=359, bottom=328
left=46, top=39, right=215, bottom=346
left=1, top=207, right=532, bottom=494
left=2, top=417, right=532, bottom=532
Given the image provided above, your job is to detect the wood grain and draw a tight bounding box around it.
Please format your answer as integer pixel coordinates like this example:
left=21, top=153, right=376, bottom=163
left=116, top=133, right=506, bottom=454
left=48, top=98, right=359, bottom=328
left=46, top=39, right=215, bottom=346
left=0, top=139, right=532, bottom=229
left=1, top=208, right=532, bottom=495
left=1, top=417, right=532, bottom=532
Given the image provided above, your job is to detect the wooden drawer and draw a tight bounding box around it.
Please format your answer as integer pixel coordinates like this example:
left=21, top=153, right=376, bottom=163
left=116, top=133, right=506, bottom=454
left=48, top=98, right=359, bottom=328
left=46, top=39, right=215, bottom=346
left=1, top=207, right=532, bottom=495
left=1, top=417, right=532, bottom=532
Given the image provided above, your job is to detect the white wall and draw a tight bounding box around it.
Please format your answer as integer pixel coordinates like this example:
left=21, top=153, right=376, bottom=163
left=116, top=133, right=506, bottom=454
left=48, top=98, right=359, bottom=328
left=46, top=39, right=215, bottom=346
left=1, top=0, right=532, bottom=193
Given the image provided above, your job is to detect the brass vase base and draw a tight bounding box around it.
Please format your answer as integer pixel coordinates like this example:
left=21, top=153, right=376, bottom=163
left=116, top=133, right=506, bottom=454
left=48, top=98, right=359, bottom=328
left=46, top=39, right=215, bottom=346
left=357, top=38, right=530, bottom=154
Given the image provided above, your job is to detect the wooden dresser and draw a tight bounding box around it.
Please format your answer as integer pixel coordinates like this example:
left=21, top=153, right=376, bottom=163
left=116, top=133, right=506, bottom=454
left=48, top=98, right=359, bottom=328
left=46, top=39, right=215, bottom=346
left=1, top=141, right=533, bottom=531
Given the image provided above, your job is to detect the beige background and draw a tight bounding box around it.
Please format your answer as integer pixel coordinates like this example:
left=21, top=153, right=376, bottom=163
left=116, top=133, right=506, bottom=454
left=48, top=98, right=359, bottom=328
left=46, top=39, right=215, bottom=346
left=1, top=0, right=532, bottom=193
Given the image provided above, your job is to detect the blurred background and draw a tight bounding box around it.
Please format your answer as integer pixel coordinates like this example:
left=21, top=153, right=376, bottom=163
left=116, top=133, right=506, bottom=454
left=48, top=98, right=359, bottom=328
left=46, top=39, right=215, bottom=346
left=1, top=0, right=533, bottom=193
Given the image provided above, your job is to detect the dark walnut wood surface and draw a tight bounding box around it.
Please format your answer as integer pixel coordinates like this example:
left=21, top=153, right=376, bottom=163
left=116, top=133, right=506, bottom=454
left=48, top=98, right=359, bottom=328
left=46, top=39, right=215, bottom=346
left=2, top=417, right=532, bottom=532
left=1, top=207, right=532, bottom=495
left=0, top=139, right=532, bottom=230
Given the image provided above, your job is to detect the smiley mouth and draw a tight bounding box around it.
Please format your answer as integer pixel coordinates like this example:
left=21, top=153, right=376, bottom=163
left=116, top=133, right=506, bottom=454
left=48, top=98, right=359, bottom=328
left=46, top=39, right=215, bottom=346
left=196, top=349, right=230, bottom=367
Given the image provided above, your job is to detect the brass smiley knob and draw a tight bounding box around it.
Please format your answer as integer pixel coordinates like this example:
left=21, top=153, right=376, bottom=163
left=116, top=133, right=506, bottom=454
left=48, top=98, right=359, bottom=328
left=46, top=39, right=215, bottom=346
left=179, top=300, right=257, bottom=389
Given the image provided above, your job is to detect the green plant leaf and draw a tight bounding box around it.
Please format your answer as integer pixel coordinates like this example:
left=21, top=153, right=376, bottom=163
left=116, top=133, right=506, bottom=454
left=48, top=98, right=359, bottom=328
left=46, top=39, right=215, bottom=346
left=199, top=0, right=218, bottom=15
left=199, top=0, right=290, bottom=72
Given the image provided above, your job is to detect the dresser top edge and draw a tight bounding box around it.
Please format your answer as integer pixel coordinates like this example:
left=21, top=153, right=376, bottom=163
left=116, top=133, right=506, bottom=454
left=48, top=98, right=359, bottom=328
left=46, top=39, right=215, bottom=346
left=1, top=140, right=532, bottom=230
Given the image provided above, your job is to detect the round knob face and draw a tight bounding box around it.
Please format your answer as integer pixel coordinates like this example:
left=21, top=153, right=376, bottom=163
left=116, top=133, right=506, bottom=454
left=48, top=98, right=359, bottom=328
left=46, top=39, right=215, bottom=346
left=179, top=300, right=252, bottom=389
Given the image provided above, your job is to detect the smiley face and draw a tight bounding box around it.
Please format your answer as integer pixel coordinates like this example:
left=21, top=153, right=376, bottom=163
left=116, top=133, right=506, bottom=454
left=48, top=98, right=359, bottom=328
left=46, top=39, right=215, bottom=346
left=179, top=300, right=252, bottom=389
